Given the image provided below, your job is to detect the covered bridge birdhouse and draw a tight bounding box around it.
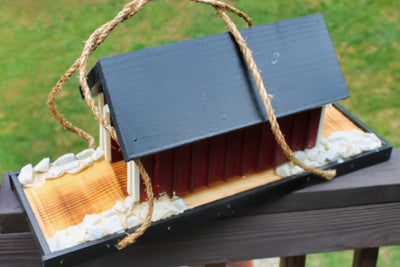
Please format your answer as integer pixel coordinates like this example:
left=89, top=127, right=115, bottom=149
left=86, top=14, right=349, bottom=203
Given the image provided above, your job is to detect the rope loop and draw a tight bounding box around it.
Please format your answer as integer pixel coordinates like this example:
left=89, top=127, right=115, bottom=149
left=47, top=0, right=336, bottom=250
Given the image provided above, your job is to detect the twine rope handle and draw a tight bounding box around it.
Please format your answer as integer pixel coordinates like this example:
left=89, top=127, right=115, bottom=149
left=47, top=0, right=335, bottom=250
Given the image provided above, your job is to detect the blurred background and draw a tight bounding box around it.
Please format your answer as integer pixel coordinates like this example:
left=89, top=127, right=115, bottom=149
left=0, top=0, right=398, bottom=265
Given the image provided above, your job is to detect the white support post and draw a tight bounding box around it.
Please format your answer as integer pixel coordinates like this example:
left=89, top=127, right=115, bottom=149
left=127, top=160, right=141, bottom=202
left=98, top=93, right=112, bottom=162
left=98, top=93, right=105, bottom=154
left=316, top=104, right=327, bottom=145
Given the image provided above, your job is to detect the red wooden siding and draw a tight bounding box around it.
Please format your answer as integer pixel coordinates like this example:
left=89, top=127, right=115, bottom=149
left=305, top=107, right=322, bottom=148
left=191, top=139, right=209, bottom=189
left=257, top=123, right=275, bottom=170
left=241, top=124, right=262, bottom=175
left=140, top=107, right=322, bottom=200
left=208, top=134, right=227, bottom=184
left=224, top=129, right=244, bottom=181
left=173, top=144, right=191, bottom=194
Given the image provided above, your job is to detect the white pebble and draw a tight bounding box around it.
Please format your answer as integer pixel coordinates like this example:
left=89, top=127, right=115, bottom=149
left=92, top=147, right=104, bottom=161
left=55, top=229, right=68, bottom=238
left=76, top=148, right=95, bottom=160
left=124, top=196, right=135, bottom=211
left=305, top=146, right=320, bottom=161
left=103, top=215, right=123, bottom=234
left=291, top=165, right=304, bottom=175
left=294, top=151, right=306, bottom=162
left=59, top=235, right=78, bottom=250
left=275, top=130, right=383, bottom=177
left=87, top=225, right=105, bottom=241
left=324, top=149, right=340, bottom=162
left=66, top=165, right=85, bottom=174
left=126, top=215, right=139, bottom=228
left=47, top=166, right=64, bottom=179
left=113, top=201, right=127, bottom=213
left=64, top=160, right=80, bottom=172
left=81, top=156, right=94, bottom=167
left=275, top=163, right=292, bottom=177
left=33, top=158, right=50, bottom=173
left=53, top=153, right=75, bottom=167
left=359, top=133, right=381, bottom=151
left=18, top=164, right=34, bottom=185
left=55, top=229, right=77, bottom=250
left=82, top=214, right=101, bottom=227
left=143, top=200, right=180, bottom=222
left=174, top=198, right=186, bottom=212
left=47, top=236, right=61, bottom=252
left=102, top=209, right=118, bottom=218
left=66, top=226, right=86, bottom=243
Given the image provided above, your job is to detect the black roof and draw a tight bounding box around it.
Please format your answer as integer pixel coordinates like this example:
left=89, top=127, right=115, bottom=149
left=87, top=13, right=349, bottom=162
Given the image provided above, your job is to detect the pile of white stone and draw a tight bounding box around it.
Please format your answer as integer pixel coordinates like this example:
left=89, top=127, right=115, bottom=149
left=47, top=195, right=186, bottom=252
left=276, top=129, right=382, bottom=177
left=17, top=147, right=105, bottom=187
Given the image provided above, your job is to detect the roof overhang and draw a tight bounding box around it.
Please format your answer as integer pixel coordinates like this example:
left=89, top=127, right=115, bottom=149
left=87, top=14, right=350, bottom=162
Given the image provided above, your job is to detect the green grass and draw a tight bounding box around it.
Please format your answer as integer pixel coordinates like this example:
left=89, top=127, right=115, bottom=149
left=1, top=0, right=399, bottom=265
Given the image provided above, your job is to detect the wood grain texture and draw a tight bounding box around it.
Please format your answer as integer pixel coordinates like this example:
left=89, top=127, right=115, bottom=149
left=0, top=232, right=42, bottom=267
left=19, top=106, right=364, bottom=240
left=23, top=160, right=127, bottom=239
left=75, top=202, right=400, bottom=266
left=2, top=149, right=398, bottom=266
left=321, top=105, right=360, bottom=137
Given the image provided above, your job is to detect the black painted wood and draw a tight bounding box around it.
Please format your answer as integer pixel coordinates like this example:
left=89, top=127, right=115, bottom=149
left=87, top=14, right=349, bottom=161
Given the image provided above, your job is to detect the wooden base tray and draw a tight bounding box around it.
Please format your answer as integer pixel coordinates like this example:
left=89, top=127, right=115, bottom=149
left=8, top=104, right=392, bottom=266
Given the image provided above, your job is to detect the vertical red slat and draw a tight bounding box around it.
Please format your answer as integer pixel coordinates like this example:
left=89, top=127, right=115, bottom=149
left=191, top=139, right=209, bottom=190
left=174, top=144, right=192, bottom=195
left=153, top=154, right=161, bottom=198
left=305, top=107, right=322, bottom=149
left=208, top=134, right=227, bottom=185
left=241, top=124, right=262, bottom=175
left=290, top=110, right=310, bottom=152
left=140, top=154, right=155, bottom=202
left=157, top=149, right=174, bottom=197
left=224, top=129, right=244, bottom=180
left=110, top=138, right=124, bottom=163
left=274, top=114, right=295, bottom=166
left=257, top=121, right=275, bottom=170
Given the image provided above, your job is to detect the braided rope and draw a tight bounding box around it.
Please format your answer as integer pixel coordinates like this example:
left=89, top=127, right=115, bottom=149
left=47, top=0, right=335, bottom=250
left=213, top=7, right=336, bottom=180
